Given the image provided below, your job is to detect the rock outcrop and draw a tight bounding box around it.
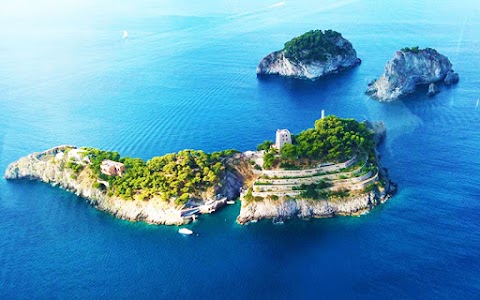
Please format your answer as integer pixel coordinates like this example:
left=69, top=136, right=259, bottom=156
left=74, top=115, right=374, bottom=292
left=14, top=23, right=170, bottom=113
left=427, top=83, right=439, bottom=97
left=236, top=121, right=395, bottom=224
left=237, top=190, right=392, bottom=224
left=366, top=47, right=459, bottom=101
left=257, top=30, right=361, bottom=80
left=444, top=70, right=459, bottom=85
left=5, top=118, right=396, bottom=227
left=4, top=146, right=243, bottom=225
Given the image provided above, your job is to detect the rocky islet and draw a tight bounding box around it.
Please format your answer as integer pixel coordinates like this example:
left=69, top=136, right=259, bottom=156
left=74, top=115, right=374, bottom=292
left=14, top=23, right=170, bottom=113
left=366, top=47, right=459, bottom=101
left=256, top=29, right=361, bottom=80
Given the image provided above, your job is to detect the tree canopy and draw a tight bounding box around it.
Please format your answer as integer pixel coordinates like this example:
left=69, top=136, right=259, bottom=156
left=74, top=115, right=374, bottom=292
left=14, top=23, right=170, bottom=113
left=260, top=115, right=376, bottom=169
left=401, top=46, right=420, bottom=53
left=74, top=148, right=239, bottom=205
left=283, top=29, right=347, bottom=62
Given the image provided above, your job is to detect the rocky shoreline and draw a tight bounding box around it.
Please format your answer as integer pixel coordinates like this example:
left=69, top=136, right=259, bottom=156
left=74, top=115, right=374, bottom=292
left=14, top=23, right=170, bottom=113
left=237, top=189, right=394, bottom=224
left=257, top=30, right=361, bottom=80
left=4, top=146, right=243, bottom=225
left=257, top=50, right=361, bottom=80
left=366, top=47, right=459, bottom=101
left=4, top=121, right=395, bottom=226
left=236, top=121, right=395, bottom=224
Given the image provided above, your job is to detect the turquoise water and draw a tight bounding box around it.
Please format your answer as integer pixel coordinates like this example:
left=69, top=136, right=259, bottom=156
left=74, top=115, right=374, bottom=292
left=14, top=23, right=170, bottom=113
left=1, top=0, right=480, bottom=298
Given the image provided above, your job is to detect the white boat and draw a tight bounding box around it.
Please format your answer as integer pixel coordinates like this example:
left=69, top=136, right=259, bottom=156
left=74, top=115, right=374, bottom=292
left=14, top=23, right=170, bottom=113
left=123, top=30, right=128, bottom=39
left=227, top=200, right=235, bottom=205
left=178, top=228, right=193, bottom=235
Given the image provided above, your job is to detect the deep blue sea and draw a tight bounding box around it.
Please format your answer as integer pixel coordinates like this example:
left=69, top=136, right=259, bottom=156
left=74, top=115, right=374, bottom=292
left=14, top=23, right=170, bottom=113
left=1, top=0, right=480, bottom=298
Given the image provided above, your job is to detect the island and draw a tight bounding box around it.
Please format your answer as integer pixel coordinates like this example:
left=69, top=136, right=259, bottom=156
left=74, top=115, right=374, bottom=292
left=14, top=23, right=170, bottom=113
left=237, top=116, right=395, bottom=224
left=256, top=30, right=361, bottom=80
left=366, top=47, right=459, bottom=101
left=4, top=115, right=395, bottom=225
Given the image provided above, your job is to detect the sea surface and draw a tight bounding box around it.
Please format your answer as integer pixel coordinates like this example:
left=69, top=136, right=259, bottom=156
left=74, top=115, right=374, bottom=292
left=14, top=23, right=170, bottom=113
left=1, top=0, right=480, bottom=298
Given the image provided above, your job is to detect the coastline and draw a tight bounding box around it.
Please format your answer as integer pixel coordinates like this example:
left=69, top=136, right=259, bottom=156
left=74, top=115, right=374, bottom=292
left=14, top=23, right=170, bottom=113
left=3, top=146, right=243, bottom=225
left=4, top=120, right=395, bottom=226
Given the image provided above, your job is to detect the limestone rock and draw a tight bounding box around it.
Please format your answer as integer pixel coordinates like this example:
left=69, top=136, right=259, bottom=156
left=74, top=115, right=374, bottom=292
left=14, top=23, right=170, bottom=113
left=366, top=48, right=458, bottom=101
left=427, top=83, right=440, bottom=97
left=444, top=70, right=459, bottom=85
left=4, top=146, right=244, bottom=226
left=236, top=192, right=390, bottom=225
left=257, top=30, right=361, bottom=80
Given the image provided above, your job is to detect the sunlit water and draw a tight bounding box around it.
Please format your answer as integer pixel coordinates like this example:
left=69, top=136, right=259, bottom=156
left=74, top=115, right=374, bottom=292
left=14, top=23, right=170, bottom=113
left=1, top=0, right=480, bottom=298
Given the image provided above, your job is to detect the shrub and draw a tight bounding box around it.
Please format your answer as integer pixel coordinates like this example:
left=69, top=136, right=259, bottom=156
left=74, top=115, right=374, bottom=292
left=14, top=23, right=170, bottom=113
left=244, top=187, right=253, bottom=202
left=253, top=196, right=264, bottom=202
left=364, top=183, right=375, bottom=193
left=284, top=29, right=346, bottom=62
left=401, top=46, right=420, bottom=53
left=81, top=147, right=231, bottom=201
left=268, top=195, right=279, bottom=201
left=257, top=140, right=274, bottom=151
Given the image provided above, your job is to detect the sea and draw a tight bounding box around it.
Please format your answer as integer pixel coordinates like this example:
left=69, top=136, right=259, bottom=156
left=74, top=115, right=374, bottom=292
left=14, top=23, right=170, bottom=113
left=1, top=0, right=480, bottom=298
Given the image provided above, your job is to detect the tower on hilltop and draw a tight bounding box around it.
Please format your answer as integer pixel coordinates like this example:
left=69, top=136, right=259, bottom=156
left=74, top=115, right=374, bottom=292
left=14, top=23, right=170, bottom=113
left=275, top=129, right=292, bottom=149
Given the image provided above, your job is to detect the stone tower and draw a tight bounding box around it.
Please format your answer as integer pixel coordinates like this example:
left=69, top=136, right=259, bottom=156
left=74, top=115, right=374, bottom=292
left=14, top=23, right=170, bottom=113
left=275, top=129, right=292, bottom=149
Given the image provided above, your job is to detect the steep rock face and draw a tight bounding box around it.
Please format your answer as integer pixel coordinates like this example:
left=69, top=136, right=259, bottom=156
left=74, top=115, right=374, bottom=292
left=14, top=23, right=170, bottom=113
left=366, top=48, right=459, bottom=101
left=444, top=71, right=459, bottom=85
left=236, top=121, right=395, bottom=224
left=256, top=34, right=360, bottom=80
left=4, top=146, right=244, bottom=225
left=237, top=192, right=391, bottom=224
left=427, top=83, right=440, bottom=97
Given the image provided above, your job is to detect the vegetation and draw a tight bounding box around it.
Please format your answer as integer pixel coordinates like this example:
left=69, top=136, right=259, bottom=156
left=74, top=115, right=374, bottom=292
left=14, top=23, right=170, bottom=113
left=279, top=161, right=300, bottom=170
left=364, top=183, right=375, bottom=193
left=268, top=195, right=279, bottom=201
left=258, top=115, right=376, bottom=170
left=329, top=188, right=350, bottom=198
left=253, top=196, right=264, bottom=202
left=243, top=187, right=254, bottom=203
left=401, top=46, right=420, bottom=53
left=254, top=181, right=273, bottom=186
left=66, top=161, right=83, bottom=174
left=262, top=149, right=277, bottom=169
left=292, top=180, right=332, bottom=199
left=65, top=147, right=239, bottom=205
left=257, top=140, right=274, bottom=151
left=298, top=181, right=331, bottom=199
left=283, top=29, right=347, bottom=62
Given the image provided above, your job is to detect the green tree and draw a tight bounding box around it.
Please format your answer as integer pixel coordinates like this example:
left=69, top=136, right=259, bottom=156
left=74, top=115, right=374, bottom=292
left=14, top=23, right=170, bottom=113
left=257, top=140, right=274, bottom=151
left=280, top=143, right=297, bottom=160
left=263, top=152, right=275, bottom=169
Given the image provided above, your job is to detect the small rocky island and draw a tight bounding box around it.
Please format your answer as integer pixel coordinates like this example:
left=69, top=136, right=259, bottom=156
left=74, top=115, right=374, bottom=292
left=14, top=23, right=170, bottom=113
left=256, top=30, right=361, bottom=80
left=366, top=47, right=459, bottom=101
left=5, top=116, right=395, bottom=225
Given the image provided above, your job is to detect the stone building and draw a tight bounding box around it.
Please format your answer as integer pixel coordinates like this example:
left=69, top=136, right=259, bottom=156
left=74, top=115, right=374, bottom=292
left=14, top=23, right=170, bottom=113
left=275, top=129, right=292, bottom=149
left=100, top=160, right=125, bottom=176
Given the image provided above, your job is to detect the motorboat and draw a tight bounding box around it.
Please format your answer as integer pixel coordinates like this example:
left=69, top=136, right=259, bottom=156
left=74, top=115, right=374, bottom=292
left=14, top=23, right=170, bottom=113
left=178, top=228, right=193, bottom=235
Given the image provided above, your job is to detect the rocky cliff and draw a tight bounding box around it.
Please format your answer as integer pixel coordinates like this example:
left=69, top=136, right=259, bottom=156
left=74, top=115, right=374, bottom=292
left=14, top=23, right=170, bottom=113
left=237, top=190, right=392, bottom=224
left=366, top=47, right=459, bottom=101
left=5, top=119, right=395, bottom=227
left=257, top=30, right=361, bottom=80
left=4, top=146, right=244, bottom=225
left=236, top=120, right=395, bottom=224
